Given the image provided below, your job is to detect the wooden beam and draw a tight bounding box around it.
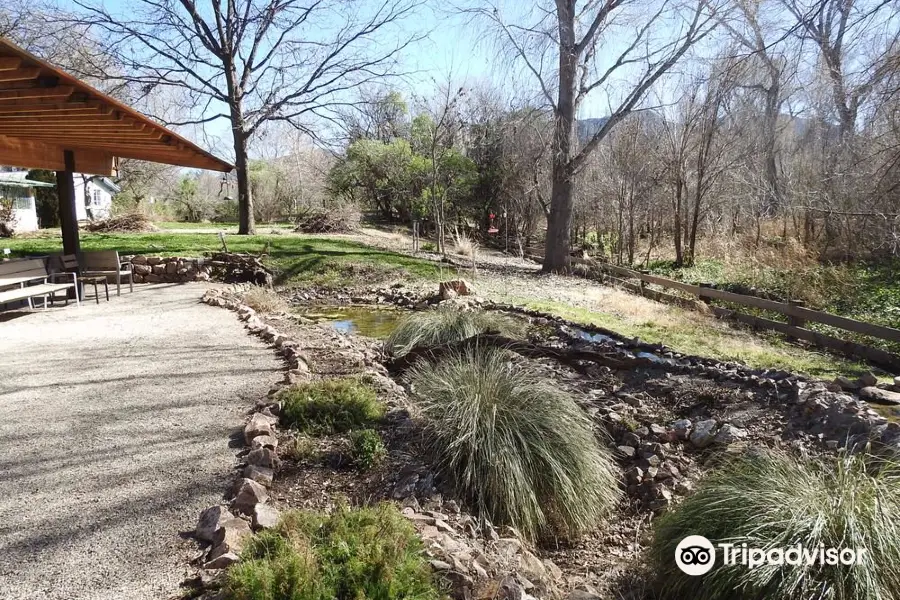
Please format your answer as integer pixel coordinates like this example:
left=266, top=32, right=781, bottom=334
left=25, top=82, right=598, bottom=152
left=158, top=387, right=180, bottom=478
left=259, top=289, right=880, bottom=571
left=0, top=57, right=22, bottom=71
left=0, top=67, right=41, bottom=82
left=0, top=101, right=106, bottom=113
left=57, top=151, right=80, bottom=256
left=0, top=134, right=115, bottom=175
left=0, top=130, right=165, bottom=140
left=0, top=86, right=74, bottom=101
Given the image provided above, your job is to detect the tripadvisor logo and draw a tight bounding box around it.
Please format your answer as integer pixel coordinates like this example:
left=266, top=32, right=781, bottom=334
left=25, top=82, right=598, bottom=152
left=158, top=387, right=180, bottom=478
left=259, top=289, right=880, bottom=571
left=675, top=536, right=868, bottom=576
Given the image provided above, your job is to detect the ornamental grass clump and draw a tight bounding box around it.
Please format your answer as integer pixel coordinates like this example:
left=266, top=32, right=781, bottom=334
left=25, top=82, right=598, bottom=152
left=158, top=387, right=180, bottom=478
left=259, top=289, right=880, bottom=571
left=225, top=503, right=440, bottom=600
left=385, top=309, right=523, bottom=358
left=278, top=378, right=384, bottom=435
left=650, top=451, right=900, bottom=600
left=407, top=345, right=620, bottom=541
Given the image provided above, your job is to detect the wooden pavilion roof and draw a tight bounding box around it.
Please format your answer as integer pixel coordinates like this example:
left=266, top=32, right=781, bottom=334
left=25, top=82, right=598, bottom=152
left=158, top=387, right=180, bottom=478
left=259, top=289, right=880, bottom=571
left=0, top=37, right=232, bottom=175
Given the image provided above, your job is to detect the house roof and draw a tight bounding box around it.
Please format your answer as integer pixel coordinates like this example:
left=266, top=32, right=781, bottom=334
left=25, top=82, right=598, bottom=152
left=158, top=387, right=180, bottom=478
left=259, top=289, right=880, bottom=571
left=91, top=176, right=121, bottom=195
left=0, top=170, right=54, bottom=188
left=0, top=37, right=233, bottom=175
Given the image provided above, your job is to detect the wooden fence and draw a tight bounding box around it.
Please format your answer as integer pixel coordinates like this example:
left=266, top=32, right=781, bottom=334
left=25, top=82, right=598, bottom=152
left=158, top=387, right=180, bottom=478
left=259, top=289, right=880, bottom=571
left=589, top=262, right=900, bottom=371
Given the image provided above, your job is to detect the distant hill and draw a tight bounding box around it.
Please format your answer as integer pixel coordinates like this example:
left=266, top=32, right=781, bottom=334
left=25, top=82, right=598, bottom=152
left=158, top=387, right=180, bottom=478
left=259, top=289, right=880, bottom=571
left=576, top=117, right=609, bottom=143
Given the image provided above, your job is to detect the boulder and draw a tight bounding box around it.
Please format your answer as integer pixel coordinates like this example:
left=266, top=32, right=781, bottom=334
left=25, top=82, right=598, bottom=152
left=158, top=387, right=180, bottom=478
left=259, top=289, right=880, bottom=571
left=439, top=279, right=474, bottom=297
left=859, top=372, right=879, bottom=387
left=132, top=264, right=152, bottom=276
left=131, top=255, right=148, bottom=265
left=196, top=505, right=235, bottom=543
left=210, top=518, right=252, bottom=557
left=670, top=419, right=692, bottom=440
left=860, top=386, right=900, bottom=405
left=833, top=376, right=859, bottom=391
left=244, top=413, right=277, bottom=444
left=243, top=465, right=275, bottom=486
left=247, top=447, right=281, bottom=470
left=690, top=419, right=718, bottom=448
left=232, top=478, right=269, bottom=514
left=251, top=434, right=279, bottom=451
left=203, top=552, right=240, bottom=570
left=253, top=503, right=281, bottom=530
left=714, top=424, right=748, bottom=445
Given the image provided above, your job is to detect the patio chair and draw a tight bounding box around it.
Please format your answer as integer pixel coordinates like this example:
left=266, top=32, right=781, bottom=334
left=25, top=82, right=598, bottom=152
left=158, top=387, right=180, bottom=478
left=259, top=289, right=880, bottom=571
left=48, top=254, right=109, bottom=305
left=81, top=250, right=133, bottom=296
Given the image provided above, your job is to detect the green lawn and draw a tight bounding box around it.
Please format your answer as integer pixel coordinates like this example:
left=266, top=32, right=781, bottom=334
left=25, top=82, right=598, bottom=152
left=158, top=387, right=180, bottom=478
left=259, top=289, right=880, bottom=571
left=1, top=231, right=441, bottom=288
left=154, top=221, right=295, bottom=231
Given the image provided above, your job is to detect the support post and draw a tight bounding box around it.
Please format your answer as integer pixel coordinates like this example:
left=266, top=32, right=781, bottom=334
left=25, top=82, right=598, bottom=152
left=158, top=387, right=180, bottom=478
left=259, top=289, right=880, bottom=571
left=56, top=150, right=80, bottom=257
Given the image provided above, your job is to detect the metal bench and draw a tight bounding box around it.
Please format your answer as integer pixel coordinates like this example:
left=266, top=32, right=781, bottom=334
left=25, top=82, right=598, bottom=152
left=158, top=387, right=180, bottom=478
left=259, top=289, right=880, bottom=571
left=0, top=258, right=80, bottom=310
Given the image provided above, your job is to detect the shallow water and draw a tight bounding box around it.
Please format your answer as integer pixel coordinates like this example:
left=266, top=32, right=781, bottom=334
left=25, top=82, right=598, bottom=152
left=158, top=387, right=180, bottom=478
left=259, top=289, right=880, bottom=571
left=297, top=305, right=405, bottom=339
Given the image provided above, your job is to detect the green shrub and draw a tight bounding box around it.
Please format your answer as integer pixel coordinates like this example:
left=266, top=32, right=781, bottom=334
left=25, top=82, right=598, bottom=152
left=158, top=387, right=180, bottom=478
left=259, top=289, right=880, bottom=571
left=350, top=429, right=387, bottom=470
left=385, top=309, right=524, bottom=357
left=225, top=503, right=441, bottom=600
left=407, top=345, right=620, bottom=541
left=279, top=379, right=384, bottom=434
left=650, top=451, right=900, bottom=600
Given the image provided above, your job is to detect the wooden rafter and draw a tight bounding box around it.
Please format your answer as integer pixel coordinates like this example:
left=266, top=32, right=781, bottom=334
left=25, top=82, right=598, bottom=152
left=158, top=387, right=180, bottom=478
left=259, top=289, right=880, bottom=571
left=0, top=37, right=232, bottom=174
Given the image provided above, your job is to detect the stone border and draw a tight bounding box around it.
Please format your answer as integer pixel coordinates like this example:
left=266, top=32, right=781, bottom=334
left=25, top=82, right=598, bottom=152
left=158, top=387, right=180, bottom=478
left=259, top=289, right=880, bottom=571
left=188, top=287, right=311, bottom=573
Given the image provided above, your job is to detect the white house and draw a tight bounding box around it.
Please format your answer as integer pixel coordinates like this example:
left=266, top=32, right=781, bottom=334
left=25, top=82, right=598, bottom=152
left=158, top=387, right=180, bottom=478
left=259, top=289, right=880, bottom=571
left=0, top=171, right=53, bottom=233
left=73, top=175, right=120, bottom=221
left=0, top=169, right=120, bottom=231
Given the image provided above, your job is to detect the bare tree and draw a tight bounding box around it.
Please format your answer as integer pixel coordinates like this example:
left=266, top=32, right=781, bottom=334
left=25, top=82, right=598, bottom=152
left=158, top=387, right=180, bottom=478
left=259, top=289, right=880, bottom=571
left=70, top=0, right=422, bottom=234
left=783, top=0, right=900, bottom=141
left=465, top=0, right=721, bottom=271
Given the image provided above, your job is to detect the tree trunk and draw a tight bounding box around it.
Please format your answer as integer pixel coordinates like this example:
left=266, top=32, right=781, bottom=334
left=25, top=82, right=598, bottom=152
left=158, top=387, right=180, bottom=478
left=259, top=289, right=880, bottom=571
left=542, top=1, right=577, bottom=273
left=763, top=83, right=782, bottom=212
left=233, top=128, right=255, bottom=235
left=673, top=177, right=684, bottom=267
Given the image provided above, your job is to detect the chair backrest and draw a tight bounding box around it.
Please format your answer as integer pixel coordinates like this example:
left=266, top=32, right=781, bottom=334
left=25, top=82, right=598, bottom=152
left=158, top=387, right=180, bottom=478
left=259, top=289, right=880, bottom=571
left=0, top=258, right=48, bottom=280
left=81, top=250, right=120, bottom=270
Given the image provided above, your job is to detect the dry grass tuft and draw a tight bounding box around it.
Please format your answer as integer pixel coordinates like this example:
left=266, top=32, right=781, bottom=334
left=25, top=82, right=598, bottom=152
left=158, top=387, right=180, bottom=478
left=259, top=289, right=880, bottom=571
left=242, top=287, right=288, bottom=314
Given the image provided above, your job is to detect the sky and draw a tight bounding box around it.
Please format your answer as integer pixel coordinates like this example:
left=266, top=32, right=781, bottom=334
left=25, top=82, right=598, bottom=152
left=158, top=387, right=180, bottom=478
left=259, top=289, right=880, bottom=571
left=48, top=0, right=714, bottom=161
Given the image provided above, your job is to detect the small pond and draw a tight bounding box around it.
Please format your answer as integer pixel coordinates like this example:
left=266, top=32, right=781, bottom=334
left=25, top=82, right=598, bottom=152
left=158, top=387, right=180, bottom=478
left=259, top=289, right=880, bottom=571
left=297, top=305, right=406, bottom=339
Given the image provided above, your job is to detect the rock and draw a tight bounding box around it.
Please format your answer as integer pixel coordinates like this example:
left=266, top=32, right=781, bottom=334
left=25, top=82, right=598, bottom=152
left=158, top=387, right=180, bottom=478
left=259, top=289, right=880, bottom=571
left=619, top=393, right=643, bottom=408
left=253, top=503, right=281, bottom=530
left=429, top=559, right=452, bottom=571
left=210, top=518, right=252, bottom=556
left=243, top=465, right=275, bottom=486
left=616, top=445, right=636, bottom=458
left=196, top=505, right=234, bottom=543
left=690, top=419, right=718, bottom=448
left=439, top=279, right=474, bottom=297
left=203, top=552, right=240, bottom=570
left=244, top=412, right=277, bottom=444
left=518, top=549, right=547, bottom=582
left=250, top=434, right=279, bottom=450
left=833, top=376, right=860, bottom=390
left=859, top=372, right=879, bottom=387
left=714, top=424, right=748, bottom=445
left=132, top=264, right=152, bottom=276
left=569, top=588, right=603, bottom=599
left=670, top=419, right=692, bottom=440
left=232, top=478, right=269, bottom=514
left=247, top=447, right=281, bottom=470
left=860, top=386, right=900, bottom=405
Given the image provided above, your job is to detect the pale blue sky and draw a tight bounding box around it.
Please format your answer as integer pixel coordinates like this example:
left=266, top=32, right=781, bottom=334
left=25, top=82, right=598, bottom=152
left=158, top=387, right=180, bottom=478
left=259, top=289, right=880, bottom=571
left=50, top=0, right=704, bottom=159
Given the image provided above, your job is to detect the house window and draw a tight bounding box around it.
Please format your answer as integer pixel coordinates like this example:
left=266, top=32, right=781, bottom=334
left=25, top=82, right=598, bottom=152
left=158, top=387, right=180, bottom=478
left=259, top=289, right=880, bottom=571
left=13, top=196, right=33, bottom=210
left=92, top=190, right=103, bottom=206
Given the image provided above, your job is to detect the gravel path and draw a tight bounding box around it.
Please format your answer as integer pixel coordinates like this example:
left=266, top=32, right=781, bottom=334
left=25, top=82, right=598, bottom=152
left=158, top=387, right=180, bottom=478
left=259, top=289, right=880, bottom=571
left=0, top=284, right=282, bottom=600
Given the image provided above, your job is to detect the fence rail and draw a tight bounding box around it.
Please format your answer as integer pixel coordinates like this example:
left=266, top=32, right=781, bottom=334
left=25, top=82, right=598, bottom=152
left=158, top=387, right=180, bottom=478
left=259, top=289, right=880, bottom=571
left=590, top=261, right=900, bottom=371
